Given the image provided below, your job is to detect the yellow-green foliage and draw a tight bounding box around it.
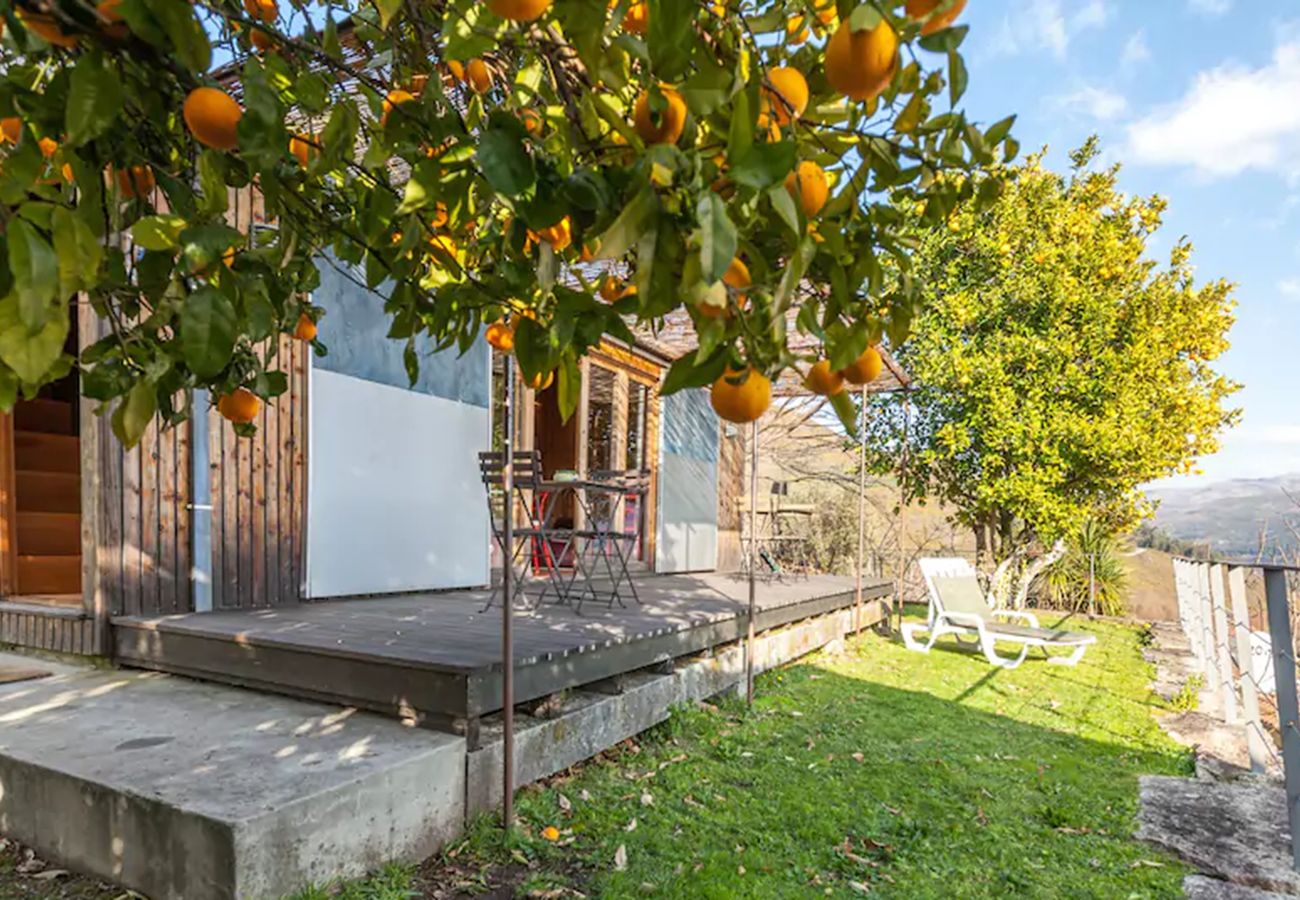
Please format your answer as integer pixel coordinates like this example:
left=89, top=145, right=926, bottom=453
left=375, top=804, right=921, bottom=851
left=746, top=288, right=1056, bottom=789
left=868, top=138, right=1240, bottom=550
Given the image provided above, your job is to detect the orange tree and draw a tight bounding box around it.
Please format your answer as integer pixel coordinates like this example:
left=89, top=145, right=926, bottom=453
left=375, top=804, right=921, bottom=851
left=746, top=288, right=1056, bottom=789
left=0, top=0, right=1013, bottom=444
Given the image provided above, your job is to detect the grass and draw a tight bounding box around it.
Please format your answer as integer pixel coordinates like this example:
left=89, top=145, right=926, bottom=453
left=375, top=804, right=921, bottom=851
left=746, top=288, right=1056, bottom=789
left=295, top=613, right=1194, bottom=899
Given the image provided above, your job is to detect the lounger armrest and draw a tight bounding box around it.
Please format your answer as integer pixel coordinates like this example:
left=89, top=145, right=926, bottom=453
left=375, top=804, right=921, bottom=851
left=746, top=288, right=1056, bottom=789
left=992, top=609, right=1039, bottom=628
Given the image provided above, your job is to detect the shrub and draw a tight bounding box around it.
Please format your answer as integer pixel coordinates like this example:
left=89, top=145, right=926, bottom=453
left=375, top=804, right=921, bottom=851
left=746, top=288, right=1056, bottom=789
left=1040, top=520, right=1129, bottom=616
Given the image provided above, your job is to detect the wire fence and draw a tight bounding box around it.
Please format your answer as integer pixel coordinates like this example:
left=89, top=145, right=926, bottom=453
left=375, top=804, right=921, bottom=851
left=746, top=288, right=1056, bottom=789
left=1171, top=556, right=1300, bottom=870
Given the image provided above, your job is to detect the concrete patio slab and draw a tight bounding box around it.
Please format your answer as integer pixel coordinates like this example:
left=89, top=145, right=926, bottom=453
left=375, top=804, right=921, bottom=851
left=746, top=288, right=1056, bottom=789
left=0, top=655, right=465, bottom=900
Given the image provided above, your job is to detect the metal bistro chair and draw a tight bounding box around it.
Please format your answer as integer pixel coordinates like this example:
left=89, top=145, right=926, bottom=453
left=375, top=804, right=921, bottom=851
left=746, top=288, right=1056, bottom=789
left=569, top=469, right=650, bottom=614
left=478, top=450, right=575, bottom=611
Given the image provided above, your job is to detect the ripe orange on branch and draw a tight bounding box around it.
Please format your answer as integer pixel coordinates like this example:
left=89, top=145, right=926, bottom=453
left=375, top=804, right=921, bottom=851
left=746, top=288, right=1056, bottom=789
left=0, top=117, right=19, bottom=144
left=293, top=313, right=317, bottom=342
left=633, top=88, right=687, bottom=145
left=289, top=133, right=318, bottom=167
left=382, top=89, right=416, bottom=126
left=825, top=17, right=898, bottom=103
left=184, top=87, right=243, bottom=151
left=905, top=0, right=968, bottom=35
left=218, top=388, right=261, bottom=425
left=485, top=321, right=515, bottom=352
left=465, top=59, right=493, bottom=93
left=17, top=9, right=78, bottom=48
left=805, top=360, right=845, bottom=397
left=112, top=164, right=155, bottom=199
left=785, top=161, right=829, bottom=217
left=243, top=0, right=277, bottom=22
left=711, top=369, right=772, bottom=424
left=486, top=0, right=553, bottom=21
left=841, top=346, right=883, bottom=385
left=762, top=67, right=809, bottom=126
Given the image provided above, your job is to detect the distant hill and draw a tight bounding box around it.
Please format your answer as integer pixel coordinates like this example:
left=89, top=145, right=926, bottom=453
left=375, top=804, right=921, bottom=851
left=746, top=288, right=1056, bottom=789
left=1146, top=474, right=1300, bottom=560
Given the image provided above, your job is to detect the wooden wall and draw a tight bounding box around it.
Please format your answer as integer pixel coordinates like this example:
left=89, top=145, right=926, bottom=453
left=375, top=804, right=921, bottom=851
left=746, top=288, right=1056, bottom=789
left=210, top=336, right=308, bottom=610
left=717, top=422, right=745, bottom=573
left=0, top=605, right=95, bottom=654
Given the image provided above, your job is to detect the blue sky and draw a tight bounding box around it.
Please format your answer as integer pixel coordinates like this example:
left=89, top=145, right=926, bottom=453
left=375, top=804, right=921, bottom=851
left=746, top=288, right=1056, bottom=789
left=949, top=0, right=1299, bottom=487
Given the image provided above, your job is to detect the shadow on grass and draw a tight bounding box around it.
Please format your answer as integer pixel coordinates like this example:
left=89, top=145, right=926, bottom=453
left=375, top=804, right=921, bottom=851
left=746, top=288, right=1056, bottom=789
left=426, top=630, right=1193, bottom=900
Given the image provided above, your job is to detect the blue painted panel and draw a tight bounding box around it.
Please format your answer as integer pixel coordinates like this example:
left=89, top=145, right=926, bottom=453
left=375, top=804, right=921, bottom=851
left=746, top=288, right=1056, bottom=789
left=661, top=389, right=719, bottom=462
left=312, top=253, right=490, bottom=408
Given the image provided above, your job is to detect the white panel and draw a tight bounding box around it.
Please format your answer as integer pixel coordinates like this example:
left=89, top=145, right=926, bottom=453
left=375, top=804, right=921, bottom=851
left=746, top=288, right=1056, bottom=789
left=655, top=390, right=720, bottom=574
left=306, top=368, right=490, bottom=598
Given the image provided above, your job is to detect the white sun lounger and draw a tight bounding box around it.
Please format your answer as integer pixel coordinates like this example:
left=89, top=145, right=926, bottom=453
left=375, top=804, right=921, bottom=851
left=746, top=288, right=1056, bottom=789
left=901, top=557, right=1096, bottom=669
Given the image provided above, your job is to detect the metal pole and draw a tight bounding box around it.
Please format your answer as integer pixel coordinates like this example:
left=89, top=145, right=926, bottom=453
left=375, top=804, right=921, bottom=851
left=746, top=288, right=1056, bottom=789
left=1088, top=552, right=1096, bottom=617
left=746, top=420, right=758, bottom=705
left=854, top=384, right=866, bottom=634
left=1262, top=567, right=1300, bottom=871
left=895, top=392, right=910, bottom=633
left=501, top=355, right=515, bottom=829
left=1198, top=563, right=1220, bottom=693
left=1209, top=563, right=1238, bottom=722
left=1228, top=565, right=1269, bottom=774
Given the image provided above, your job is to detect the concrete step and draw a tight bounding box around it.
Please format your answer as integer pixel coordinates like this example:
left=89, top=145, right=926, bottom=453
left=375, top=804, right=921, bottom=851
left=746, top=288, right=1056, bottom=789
left=0, top=657, right=465, bottom=900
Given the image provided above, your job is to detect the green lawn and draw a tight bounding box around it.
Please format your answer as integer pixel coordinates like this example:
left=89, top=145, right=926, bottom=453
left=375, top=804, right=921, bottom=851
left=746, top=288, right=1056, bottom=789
left=298, top=614, right=1194, bottom=899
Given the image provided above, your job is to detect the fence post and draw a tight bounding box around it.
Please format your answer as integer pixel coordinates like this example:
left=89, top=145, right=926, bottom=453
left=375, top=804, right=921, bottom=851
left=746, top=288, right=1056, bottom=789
left=1197, top=563, right=1220, bottom=692
left=1173, top=560, right=1193, bottom=654
left=1209, top=564, right=1238, bottom=722
left=1228, top=565, right=1269, bottom=774
left=1263, top=567, right=1300, bottom=871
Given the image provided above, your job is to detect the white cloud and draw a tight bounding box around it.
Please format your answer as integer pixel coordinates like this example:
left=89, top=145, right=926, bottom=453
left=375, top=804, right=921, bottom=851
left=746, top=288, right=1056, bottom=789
left=1188, top=0, right=1231, bottom=16
left=1052, top=85, right=1129, bottom=120
left=1122, top=30, right=1150, bottom=66
left=987, top=0, right=1111, bottom=60
left=1125, top=40, right=1300, bottom=179
left=1280, top=277, right=1300, bottom=300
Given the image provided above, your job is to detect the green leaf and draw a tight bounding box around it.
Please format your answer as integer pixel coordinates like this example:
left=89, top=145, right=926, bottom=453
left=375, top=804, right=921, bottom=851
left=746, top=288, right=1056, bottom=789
left=594, top=186, right=660, bottom=261
left=829, top=390, right=859, bottom=438
left=768, top=183, right=800, bottom=235
left=477, top=124, right=536, bottom=197
left=661, top=347, right=728, bottom=396
left=51, top=207, right=102, bottom=299
left=0, top=296, right=67, bottom=383
left=131, top=215, right=187, bottom=251
left=557, top=354, right=581, bottom=422
left=919, top=23, right=969, bottom=53
left=111, top=379, right=157, bottom=449
left=681, top=56, right=734, bottom=117
left=374, top=0, right=403, bottom=29
left=179, top=287, right=237, bottom=378
left=984, top=114, right=1016, bottom=147
left=726, top=86, right=753, bottom=162
left=5, top=220, right=56, bottom=334
left=775, top=236, right=816, bottom=312
left=847, top=4, right=882, bottom=32
left=947, top=50, right=968, bottom=106
left=647, top=0, right=697, bottom=81
left=197, top=151, right=229, bottom=217
left=144, top=0, right=210, bottom=71
left=696, top=193, right=737, bottom=285
left=65, top=52, right=123, bottom=146
left=729, top=141, right=796, bottom=190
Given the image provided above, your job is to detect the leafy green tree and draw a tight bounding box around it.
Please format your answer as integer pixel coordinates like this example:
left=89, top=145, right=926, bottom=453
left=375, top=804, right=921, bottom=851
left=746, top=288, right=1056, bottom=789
left=864, top=139, right=1239, bottom=605
left=0, top=0, right=1012, bottom=444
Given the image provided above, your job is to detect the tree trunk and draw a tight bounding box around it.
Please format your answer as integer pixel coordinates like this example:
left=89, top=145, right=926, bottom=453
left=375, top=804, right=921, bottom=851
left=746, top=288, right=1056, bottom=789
left=1011, top=539, right=1068, bottom=609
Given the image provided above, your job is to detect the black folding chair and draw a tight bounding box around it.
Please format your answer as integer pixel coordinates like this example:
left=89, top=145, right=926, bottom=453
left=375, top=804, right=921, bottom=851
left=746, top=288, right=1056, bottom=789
left=478, top=450, right=575, bottom=611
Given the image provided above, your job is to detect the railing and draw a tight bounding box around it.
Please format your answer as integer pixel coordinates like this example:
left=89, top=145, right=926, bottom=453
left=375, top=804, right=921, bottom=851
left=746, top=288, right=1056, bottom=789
left=1171, top=557, right=1300, bottom=869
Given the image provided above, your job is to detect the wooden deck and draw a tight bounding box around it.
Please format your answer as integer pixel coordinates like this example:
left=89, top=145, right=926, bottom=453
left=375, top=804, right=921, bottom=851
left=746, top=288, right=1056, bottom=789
left=113, top=572, right=890, bottom=742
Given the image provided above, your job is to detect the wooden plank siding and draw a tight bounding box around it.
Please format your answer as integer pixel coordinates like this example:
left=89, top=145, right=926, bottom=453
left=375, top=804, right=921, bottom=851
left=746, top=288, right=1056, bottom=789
left=0, top=604, right=94, bottom=654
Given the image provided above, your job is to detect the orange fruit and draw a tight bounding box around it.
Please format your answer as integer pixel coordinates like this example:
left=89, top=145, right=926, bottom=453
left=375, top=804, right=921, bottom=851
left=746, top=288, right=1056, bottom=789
left=633, top=88, right=687, bottom=145
left=243, top=0, right=277, bottom=21
left=541, top=825, right=561, bottom=842
left=465, top=59, right=493, bottom=93
left=804, top=359, right=844, bottom=396
left=841, top=346, right=882, bottom=385
left=0, top=117, right=20, bottom=144
left=711, top=368, right=772, bottom=424
left=905, top=0, right=967, bottom=35
left=787, top=15, right=809, bottom=44
left=825, top=17, right=898, bottom=103
left=217, top=388, right=261, bottom=424
left=723, top=257, right=750, bottom=300
left=184, top=87, right=243, bottom=151
left=487, top=0, right=552, bottom=20
left=485, top=321, right=515, bottom=352
left=615, top=0, right=648, bottom=33
left=428, top=234, right=460, bottom=266
left=811, top=0, right=837, bottom=25
left=17, top=9, right=78, bottom=47
left=96, top=0, right=128, bottom=38
left=430, top=202, right=449, bottom=229
left=785, top=161, right=829, bottom=217
left=293, top=313, right=317, bottom=341
left=599, top=277, right=624, bottom=302
left=37, top=137, right=58, bottom=158
left=289, top=132, right=317, bottom=167
left=529, top=370, right=555, bottom=391
left=250, top=27, right=276, bottom=52
left=446, top=60, right=466, bottom=83
left=762, top=67, right=808, bottom=126
left=520, top=108, right=543, bottom=135
left=382, top=89, right=416, bottom=126
left=112, top=164, right=155, bottom=199
left=534, top=216, right=572, bottom=251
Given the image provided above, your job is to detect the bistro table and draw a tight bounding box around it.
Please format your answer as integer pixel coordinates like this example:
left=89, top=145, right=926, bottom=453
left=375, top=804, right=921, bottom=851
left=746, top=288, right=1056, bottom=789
left=534, top=471, right=648, bottom=612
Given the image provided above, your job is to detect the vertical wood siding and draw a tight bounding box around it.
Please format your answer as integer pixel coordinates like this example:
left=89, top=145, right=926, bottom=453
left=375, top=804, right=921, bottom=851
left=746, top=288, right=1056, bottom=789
left=0, top=607, right=95, bottom=653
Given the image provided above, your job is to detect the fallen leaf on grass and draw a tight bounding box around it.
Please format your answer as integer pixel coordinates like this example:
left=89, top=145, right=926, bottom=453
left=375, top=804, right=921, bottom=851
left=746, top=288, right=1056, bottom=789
left=30, top=869, right=68, bottom=881
left=580, top=789, right=592, bottom=801
left=558, top=793, right=572, bottom=813
left=1130, top=859, right=1166, bottom=868
left=614, top=844, right=628, bottom=871
left=737, top=865, right=746, bottom=876
left=683, top=794, right=703, bottom=808
left=625, top=818, right=638, bottom=832
left=851, top=752, right=865, bottom=763
left=640, top=791, right=654, bottom=806
left=882, top=803, right=901, bottom=816
left=848, top=881, right=871, bottom=893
